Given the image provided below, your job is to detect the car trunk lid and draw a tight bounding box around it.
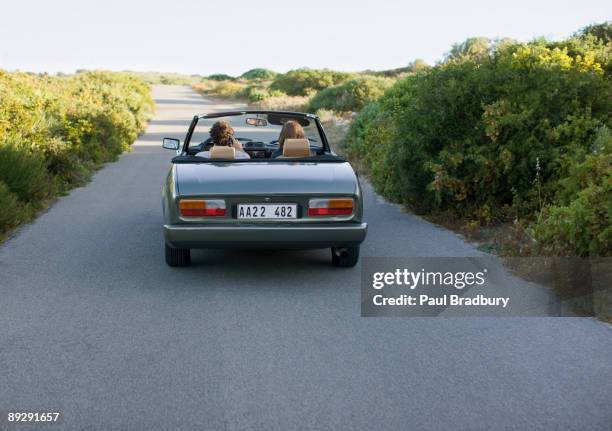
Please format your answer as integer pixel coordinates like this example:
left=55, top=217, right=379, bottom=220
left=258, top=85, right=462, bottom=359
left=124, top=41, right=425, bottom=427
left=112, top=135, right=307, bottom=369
left=176, top=161, right=358, bottom=197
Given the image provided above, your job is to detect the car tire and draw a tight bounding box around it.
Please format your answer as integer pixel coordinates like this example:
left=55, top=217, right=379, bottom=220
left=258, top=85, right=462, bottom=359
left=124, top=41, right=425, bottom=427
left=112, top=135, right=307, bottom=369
left=331, top=246, right=360, bottom=267
left=165, top=242, right=190, bottom=267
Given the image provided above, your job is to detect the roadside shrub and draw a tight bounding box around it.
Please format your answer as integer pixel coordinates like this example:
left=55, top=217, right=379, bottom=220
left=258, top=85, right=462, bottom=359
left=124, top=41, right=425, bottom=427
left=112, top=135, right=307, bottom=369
left=0, top=70, right=153, bottom=238
left=343, top=33, right=612, bottom=256
left=533, top=149, right=612, bottom=256
left=240, top=68, right=277, bottom=80
left=370, top=60, right=431, bottom=78
left=236, top=85, right=267, bottom=102
left=577, top=21, right=612, bottom=44
left=0, top=141, right=54, bottom=203
left=343, top=100, right=404, bottom=199
left=0, top=181, right=22, bottom=234
left=237, top=85, right=286, bottom=103
left=207, top=74, right=235, bottom=81
left=308, top=77, right=394, bottom=112
left=534, top=180, right=611, bottom=257
left=192, top=80, right=215, bottom=93
left=250, top=95, right=310, bottom=112
left=245, top=88, right=269, bottom=102
left=270, top=69, right=353, bottom=96
left=195, top=80, right=247, bottom=99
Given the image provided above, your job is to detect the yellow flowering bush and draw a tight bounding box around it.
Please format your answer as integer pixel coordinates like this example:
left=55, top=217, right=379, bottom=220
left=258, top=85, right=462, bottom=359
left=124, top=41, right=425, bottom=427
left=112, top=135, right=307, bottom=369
left=0, top=70, right=153, bottom=239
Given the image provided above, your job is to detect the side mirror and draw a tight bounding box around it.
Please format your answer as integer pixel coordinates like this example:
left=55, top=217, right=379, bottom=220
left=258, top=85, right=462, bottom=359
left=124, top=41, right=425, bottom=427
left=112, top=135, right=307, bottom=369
left=162, top=137, right=180, bottom=150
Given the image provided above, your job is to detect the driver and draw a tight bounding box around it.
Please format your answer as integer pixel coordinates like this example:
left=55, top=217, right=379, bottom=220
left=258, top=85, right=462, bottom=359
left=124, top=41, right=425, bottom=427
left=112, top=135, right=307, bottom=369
left=197, top=120, right=250, bottom=159
left=272, top=120, right=305, bottom=158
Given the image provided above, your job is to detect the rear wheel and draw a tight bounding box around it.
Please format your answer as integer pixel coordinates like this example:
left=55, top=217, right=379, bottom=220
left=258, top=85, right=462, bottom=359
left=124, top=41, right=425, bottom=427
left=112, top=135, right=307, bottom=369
left=165, top=242, right=190, bottom=267
left=331, top=246, right=360, bottom=267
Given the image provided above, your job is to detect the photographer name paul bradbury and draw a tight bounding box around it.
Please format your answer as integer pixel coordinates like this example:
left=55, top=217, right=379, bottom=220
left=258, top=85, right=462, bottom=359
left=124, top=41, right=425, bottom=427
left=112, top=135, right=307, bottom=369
left=369, top=268, right=510, bottom=308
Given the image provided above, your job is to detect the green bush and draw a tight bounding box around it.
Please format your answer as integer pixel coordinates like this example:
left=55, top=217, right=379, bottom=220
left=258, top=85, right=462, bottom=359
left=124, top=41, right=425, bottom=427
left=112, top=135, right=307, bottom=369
left=343, top=33, right=612, bottom=256
left=245, top=88, right=270, bottom=102
left=237, top=85, right=287, bottom=102
left=308, top=77, right=394, bottom=112
left=577, top=21, right=612, bottom=44
left=0, top=141, right=54, bottom=203
left=235, top=84, right=268, bottom=102
left=194, top=80, right=247, bottom=99
left=0, top=181, right=22, bottom=234
left=371, top=59, right=431, bottom=78
left=270, top=69, right=353, bottom=96
left=207, top=74, right=235, bottom=81
left=214, top=81, right=247, bottom=98
left=533, top=147, right=612, bottom=256
left=240, top=68, right=277, bottom=80
left=245, top=88, right=267, bottom=102
left=0, top=70, right=154, bottom=238
left=534, top=175, right=611, bottom=257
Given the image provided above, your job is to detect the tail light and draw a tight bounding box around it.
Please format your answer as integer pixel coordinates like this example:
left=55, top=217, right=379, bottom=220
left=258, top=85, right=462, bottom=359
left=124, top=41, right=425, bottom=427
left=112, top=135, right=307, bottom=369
left=179, top=199, right=226, bottom=217
left=308, top=198, right=354, bottom=216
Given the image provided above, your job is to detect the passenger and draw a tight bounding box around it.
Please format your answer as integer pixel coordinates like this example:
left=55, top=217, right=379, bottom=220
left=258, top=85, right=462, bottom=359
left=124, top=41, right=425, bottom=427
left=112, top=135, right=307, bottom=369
left=272, top=120, right=306, bottom=158
left=196, top=120, right=250, bottom=159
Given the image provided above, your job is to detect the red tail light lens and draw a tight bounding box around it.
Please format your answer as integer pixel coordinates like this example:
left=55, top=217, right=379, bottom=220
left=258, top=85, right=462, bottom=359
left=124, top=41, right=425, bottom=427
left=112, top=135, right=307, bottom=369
left=308, top=208, right=353, bottom=216
left=308, top=198, right=354, bottom=216
left=179, top=199, right=226, bottom=217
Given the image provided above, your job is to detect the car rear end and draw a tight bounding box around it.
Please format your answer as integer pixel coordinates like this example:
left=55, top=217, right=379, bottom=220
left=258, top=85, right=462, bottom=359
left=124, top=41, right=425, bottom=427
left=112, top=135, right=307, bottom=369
left=162, top=162, right=367, bottom=266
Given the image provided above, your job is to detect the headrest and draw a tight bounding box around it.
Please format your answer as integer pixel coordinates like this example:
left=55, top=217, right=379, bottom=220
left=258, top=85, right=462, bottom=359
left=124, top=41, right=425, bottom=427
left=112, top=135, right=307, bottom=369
left=282, top=139, right=311, bottom=157
left=210, top=145, right=236, bottom=159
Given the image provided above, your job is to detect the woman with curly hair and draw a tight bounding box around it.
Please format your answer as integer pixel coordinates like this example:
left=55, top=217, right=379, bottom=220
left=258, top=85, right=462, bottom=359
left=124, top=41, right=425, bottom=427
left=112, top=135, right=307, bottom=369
left=272, top=120, right=306, bottom=158
left=197, top=120, right=250, bottom=159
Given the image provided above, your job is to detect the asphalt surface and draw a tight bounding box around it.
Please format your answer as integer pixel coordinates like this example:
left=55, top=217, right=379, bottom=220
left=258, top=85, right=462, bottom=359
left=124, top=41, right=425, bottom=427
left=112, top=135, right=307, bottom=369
left=1, top=85, right=611, bottom=431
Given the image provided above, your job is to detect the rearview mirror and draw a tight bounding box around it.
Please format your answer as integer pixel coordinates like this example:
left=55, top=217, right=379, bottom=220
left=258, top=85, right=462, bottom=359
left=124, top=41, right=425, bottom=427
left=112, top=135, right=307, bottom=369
left=162, top=137, right=180, bottom=150
left=246, top=117, right=268, bottom=127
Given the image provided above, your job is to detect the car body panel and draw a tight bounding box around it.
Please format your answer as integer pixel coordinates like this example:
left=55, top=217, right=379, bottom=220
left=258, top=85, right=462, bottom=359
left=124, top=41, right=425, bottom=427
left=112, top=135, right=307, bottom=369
left=175, top=162, right=358, bottom=196
left=161, top=111, right=367, bottom=251
left=163, top=223, right=367, bottom=249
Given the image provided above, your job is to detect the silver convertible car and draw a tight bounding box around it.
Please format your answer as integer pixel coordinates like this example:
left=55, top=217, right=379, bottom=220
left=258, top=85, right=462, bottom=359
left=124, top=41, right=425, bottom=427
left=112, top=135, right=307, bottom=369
left=161, top=111, right=367, bottom=267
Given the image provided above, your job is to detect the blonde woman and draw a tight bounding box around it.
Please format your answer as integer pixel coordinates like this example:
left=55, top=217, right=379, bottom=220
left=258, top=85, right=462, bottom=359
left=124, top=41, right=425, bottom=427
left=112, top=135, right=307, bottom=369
left=272, top=120, right=306, bottom=158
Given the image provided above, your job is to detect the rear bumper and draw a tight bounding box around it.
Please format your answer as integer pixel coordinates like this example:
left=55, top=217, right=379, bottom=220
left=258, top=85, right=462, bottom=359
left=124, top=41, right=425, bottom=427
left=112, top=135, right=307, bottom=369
left=163, top=222, right=368, bottom=249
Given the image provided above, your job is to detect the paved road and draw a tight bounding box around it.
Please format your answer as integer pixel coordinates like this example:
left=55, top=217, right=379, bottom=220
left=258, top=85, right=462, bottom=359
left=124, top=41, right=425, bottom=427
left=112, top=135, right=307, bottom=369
left=1, top=85, right=611, bottom=431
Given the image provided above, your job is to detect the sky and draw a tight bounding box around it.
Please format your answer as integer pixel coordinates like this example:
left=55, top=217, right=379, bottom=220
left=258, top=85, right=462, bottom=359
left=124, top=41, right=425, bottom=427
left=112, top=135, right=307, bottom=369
left=0, top=0, right=609, bottom=75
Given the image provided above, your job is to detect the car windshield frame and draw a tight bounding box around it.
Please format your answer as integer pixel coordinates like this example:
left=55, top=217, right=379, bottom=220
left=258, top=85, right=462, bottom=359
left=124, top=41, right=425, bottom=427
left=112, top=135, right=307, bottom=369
left=181, top=110, right=332, bottom=157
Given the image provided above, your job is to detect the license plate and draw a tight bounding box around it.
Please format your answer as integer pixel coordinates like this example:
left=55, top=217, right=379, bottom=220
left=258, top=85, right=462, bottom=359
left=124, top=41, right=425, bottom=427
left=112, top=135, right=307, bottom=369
left=238, top=204, right=297, bottom=219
